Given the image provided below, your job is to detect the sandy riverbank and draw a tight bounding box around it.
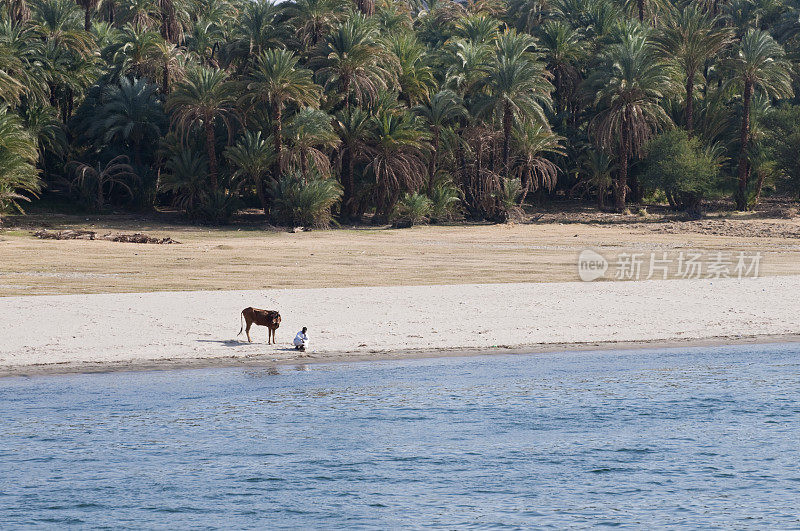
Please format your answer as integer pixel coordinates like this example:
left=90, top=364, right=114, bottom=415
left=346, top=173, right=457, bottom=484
left=2, top=276, right=799, bottom=377
left=3, top=213, right=800, bottom=296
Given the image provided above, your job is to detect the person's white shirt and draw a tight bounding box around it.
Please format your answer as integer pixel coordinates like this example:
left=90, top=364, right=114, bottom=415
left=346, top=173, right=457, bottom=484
left=293, top=331, right=308, bottom=346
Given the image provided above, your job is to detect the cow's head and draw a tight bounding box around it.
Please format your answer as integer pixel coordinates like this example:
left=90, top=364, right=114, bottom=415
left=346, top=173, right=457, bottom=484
left=273, top=313, right=281, bottom=327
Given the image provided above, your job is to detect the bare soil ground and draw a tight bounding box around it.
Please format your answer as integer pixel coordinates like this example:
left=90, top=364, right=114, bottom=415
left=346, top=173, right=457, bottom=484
left=2, top=198, right=799, bottom=296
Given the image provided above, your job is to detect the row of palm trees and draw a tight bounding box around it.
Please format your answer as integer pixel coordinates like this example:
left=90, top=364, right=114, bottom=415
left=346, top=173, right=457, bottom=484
left=0, top=0, right=799, bottom=223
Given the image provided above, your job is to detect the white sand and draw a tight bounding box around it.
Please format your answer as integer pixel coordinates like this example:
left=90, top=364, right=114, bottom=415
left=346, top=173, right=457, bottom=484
left=1, top=276, right=799, bottom=373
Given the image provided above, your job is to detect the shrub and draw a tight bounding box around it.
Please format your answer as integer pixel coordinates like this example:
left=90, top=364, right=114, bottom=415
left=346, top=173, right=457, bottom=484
left=762, top=104, right=800, bottom=198
left=393, top=191, right=432, bottom=226
left=193, top=189, right=240, bottom=224
left=270, top=173, right=342, bottom=229
left=68, top=155, right=139, bottom=212
left=640, top=130, right=720, bottom=218
left=494, top=178, right=523, bottom=222
left=429, top=183, right=461, bottom=222
left=158, top=149, right=209, bottom=215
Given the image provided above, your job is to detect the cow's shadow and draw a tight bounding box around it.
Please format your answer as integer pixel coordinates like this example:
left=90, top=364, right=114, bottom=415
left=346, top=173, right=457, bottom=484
left=196, top=339, right=247, bottom=347
left=195, top=340, right=299, bottom=353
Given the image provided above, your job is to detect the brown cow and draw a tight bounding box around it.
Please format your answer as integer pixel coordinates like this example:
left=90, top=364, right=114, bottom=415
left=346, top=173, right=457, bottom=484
left=238, top=307, right=281, bottom=344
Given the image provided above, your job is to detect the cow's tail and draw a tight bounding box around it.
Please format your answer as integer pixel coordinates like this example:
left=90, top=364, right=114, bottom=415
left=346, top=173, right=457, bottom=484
left=237, top=310, right=244, bottom=336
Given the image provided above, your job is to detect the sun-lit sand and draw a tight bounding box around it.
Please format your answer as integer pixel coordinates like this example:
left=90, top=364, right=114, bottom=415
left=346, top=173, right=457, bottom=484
left=2, top=214, right=800, bottom=296
left=2, top=276, right=799, bottom=376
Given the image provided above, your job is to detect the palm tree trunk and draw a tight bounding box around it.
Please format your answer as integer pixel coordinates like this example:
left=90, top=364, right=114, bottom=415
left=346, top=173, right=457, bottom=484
left=272, top=102, right=282, bottom=182
left=106, top=0, right=115, bottom=24
left=341, top=148, right=355, bottom=219
left=736, top=80, right=752, bottom=211
left=9, top=0, right=31, bottom=25
left=256, top=179, right=268, bottom=215
left=637, top=0, right=644, bottom=21
left=519, top=169, right=531, bottom=205
left=97, top=176, right=104, bottom=212
left=502, top=101, right=512, bottom=177
left=342, top=77, right=351, bottom=110
left=355, top=0, right=374, bottom=16
left=204, top=119, right=219, bottom=190
left=300, top=150, right=308, bottom=184
left=685, top=70, right=695, bottom=134
left=162, top=60, right=170, bottom=95
left=84, top=6, right=92, bottom=31
left=752, top=169, right=765, bottom=206
left=554, top=68, right=563, bottom=117
left=615, top=124, right=629, bottom=212
left=428, top=127, right=439, bottom=195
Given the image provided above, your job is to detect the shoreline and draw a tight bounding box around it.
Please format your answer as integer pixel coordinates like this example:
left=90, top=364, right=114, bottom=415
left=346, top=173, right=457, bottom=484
left=3, top=277, right=799, bottom=379
left=3, top=333, right=800, bottom=378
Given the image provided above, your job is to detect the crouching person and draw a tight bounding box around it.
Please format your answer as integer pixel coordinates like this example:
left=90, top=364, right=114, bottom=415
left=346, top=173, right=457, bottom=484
left=294, top=327, right=308, bottom=351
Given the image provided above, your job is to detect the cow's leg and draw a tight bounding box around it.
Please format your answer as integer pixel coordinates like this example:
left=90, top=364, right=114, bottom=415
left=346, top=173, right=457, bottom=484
left=245, top=322, right=252, bottom=343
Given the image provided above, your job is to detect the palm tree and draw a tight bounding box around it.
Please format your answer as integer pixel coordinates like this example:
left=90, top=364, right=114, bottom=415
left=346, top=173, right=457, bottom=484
left=118, top=0, right=159, bottom=30
left=623, top=0, right=665, bottom=23
left=578, top=147, right=615, bottom=209
left=452, top=13, right=500, bottom=44
left=354, top=0, right=373, bottom=16
left=284, top=107, right=340, bottom=182
left=158, top=148, right=208, bottom=214
left=5, top=0, right=31, bottom=25
left=312, top=14, right=396, bottom=109
left=0, top=106, right=41, bottom=215
left=153, top=39, right=184, bottom=94
left=246, top=48, right=321, bottom=183
left=387, top=34, right=436, bottom=106
left=94, top=77, right=166, bottom=168
left=334, top=106, right=370, bottom=219
left=227, top=0, right=282, bottom=68
left=365, top=110, right=429, bottom=219
left=225, top=130, right=274, bottom=213
left=478, top=30, right=554, bottom=176
left=656, top=5, right=730, bottom=133
left=75, top=0, right=100, bottom=31
left=0, top=21, right=49, bottom=106
left=0, top=37, right=27, bottom=107
left=587, top=32, right=674, bottom=210
left=69, top=155, right=138, bottom=211
left=727, top=29, right=793, bottom=210
left=33, top=0, right=95, bottom=56
left=506, top=0, right=546, bottom=33
left=535, top=21, right=587, bottom=120
left=185, top=18, right=224, bottom=66
left=285, top=0, right=346, bottom=54
left=108, top=24, right=164, bottom=81
left=31, top=0, right=97, bottom=123
left=443, top=39, right=492, bottom=98
left=157, top=0, right=184, bottom=44
left=413, top=89, right=467, bottom=193
left=21, top=104, right=68, bottom=168
left=167, top=66, right=238, bottom=190
left=511, top=122, right=564, bottom=203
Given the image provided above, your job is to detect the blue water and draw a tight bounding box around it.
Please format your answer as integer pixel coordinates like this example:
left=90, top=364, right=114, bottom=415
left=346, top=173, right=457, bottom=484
left=1, top=344, right=799, bottom=528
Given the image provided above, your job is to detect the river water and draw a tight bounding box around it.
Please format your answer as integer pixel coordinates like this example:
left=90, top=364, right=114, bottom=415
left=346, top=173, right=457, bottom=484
left=1, top=343, right=799, bottom=528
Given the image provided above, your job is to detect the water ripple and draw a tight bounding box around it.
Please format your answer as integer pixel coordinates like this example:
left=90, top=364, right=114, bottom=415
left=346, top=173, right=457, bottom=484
left=1, top=342, right=800, bottom=528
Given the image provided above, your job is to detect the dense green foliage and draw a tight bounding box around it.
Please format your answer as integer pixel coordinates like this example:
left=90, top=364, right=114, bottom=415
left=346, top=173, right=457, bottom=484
left=1, top=0, right=799, bottom=222
left=762, top=104, right=800, bottom=198
left=640, top=129, right=720, bottom=217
